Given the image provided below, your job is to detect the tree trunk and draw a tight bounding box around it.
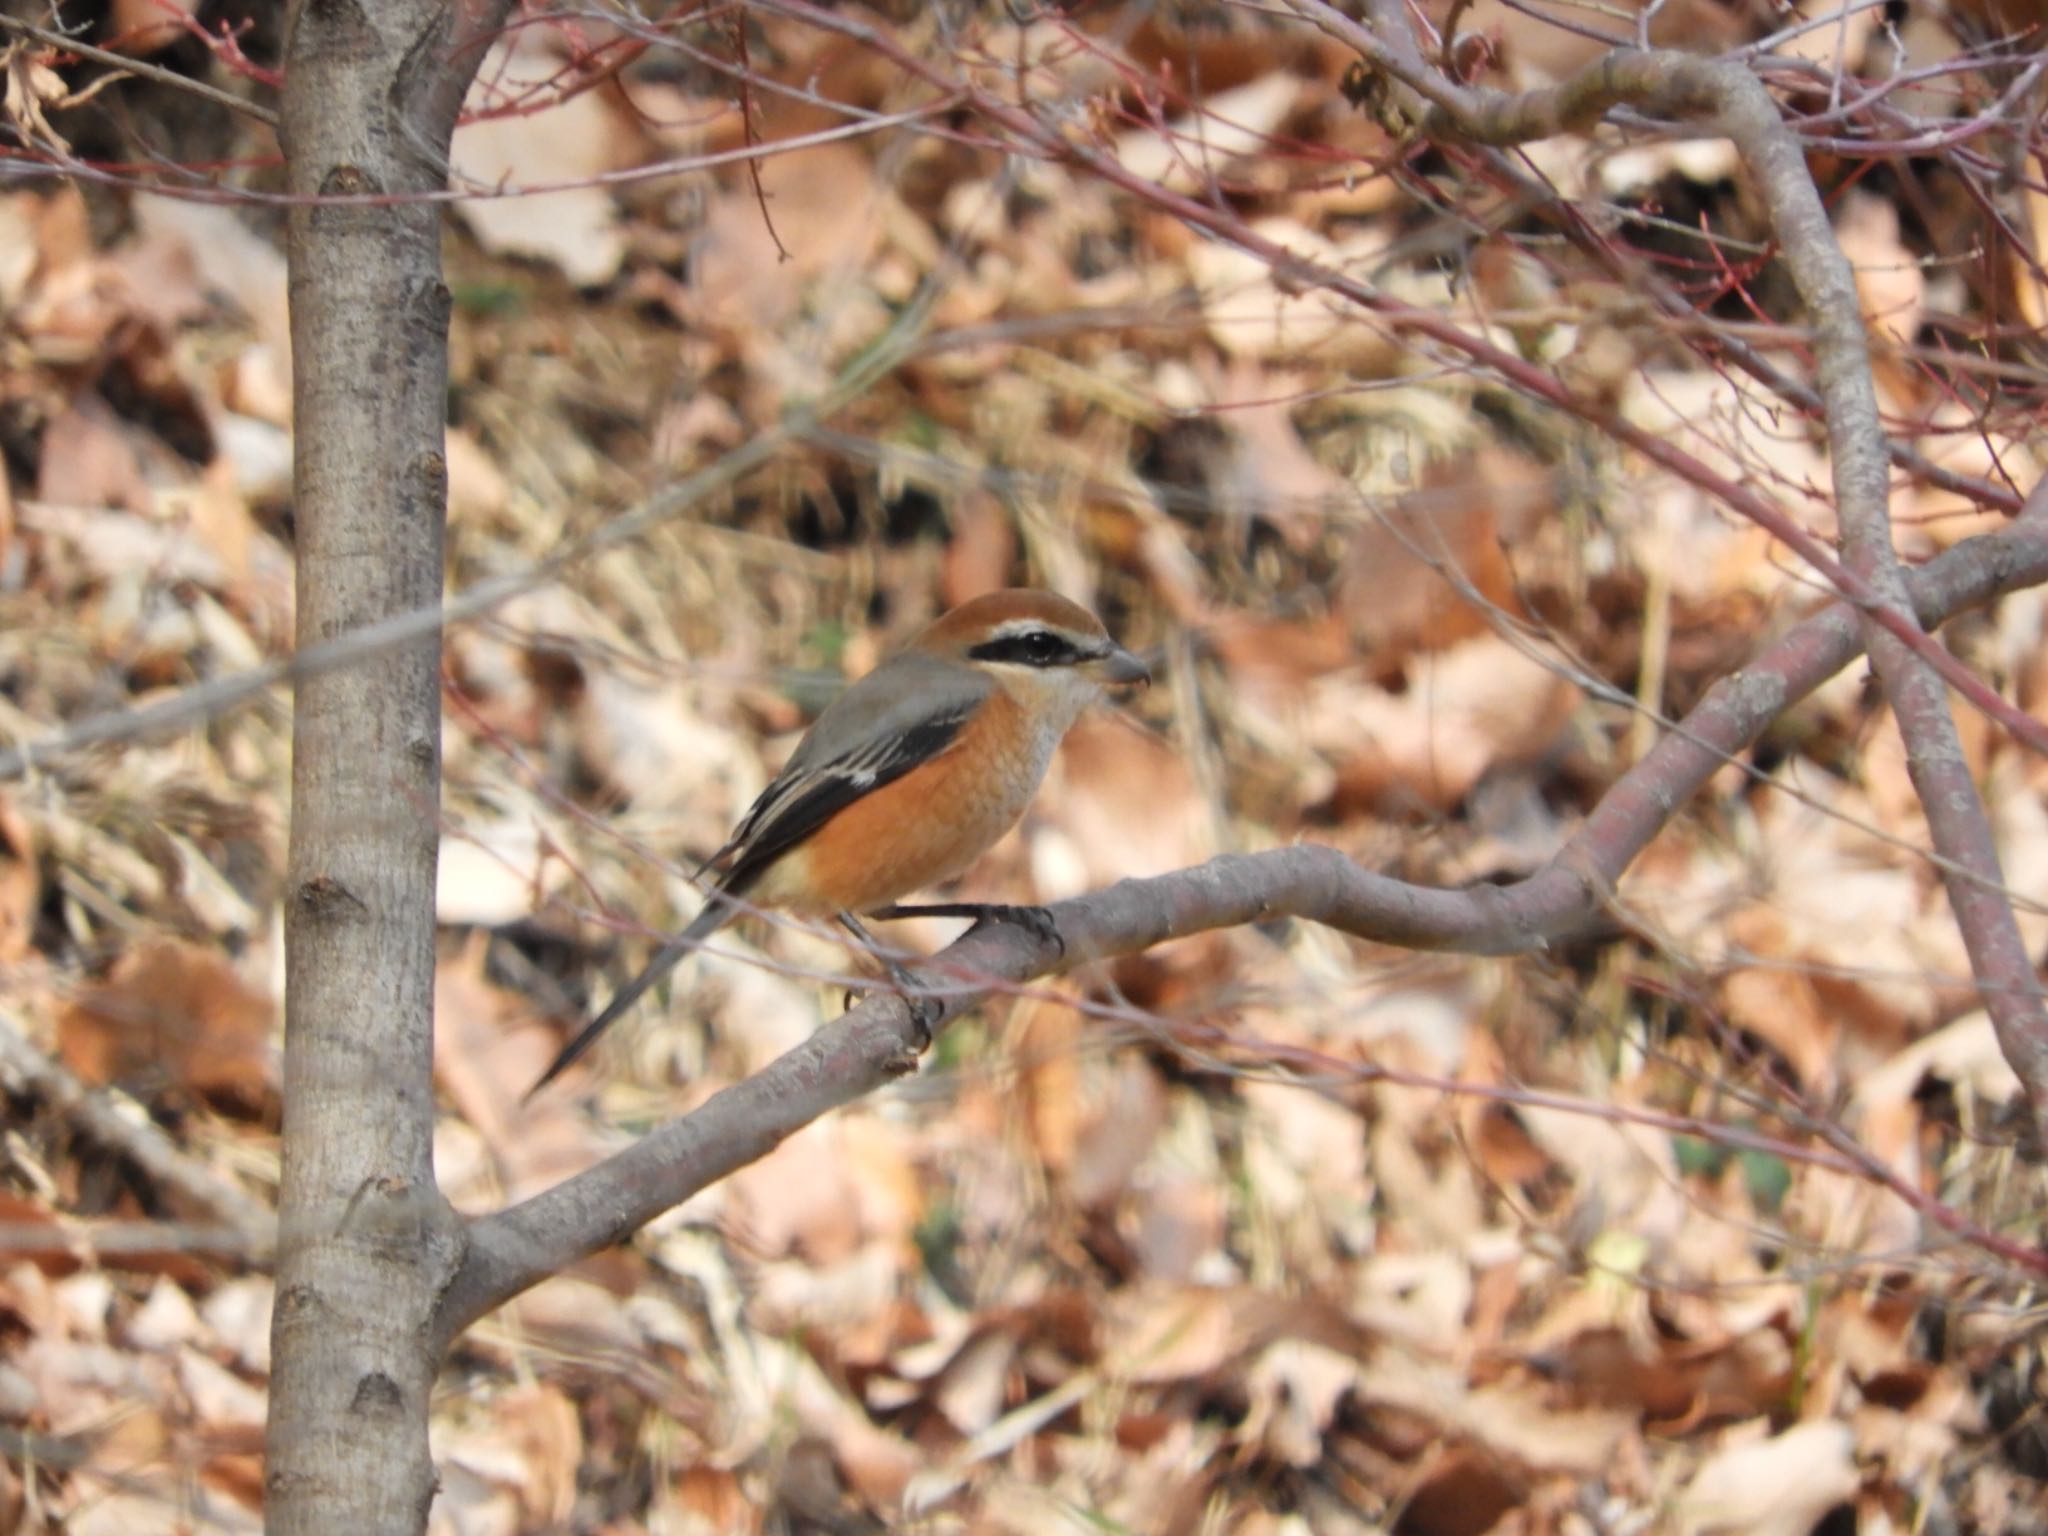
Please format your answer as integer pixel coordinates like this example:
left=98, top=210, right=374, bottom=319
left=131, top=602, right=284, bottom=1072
left=264, top=3, right=510, bottom=1530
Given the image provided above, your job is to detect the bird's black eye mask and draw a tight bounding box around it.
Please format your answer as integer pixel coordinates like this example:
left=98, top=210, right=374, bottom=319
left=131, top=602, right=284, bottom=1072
left=969, top=628, right=1091, bottom=668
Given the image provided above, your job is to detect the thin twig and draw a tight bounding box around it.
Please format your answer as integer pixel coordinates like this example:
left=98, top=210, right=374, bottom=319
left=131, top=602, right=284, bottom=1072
left=1450, top=143, right=2024, bottom=513
left=0, top=1219, right=271, bottom=1260
left=762, top=0, right=2048, bottom=760
left=0, top=13, right=280, bottom=130
left=0, top=420, right=794, bottom=778
left=0, top=1010, right=277, bottom=1254
left=0, top=118, right=994, bottom=784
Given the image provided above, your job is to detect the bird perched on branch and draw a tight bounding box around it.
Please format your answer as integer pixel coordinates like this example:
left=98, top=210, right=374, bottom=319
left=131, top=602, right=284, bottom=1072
left=529, top=589, right=1150, bottom=1093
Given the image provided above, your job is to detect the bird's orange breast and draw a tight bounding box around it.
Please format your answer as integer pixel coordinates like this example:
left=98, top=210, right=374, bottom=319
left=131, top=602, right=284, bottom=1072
left=754, top=689, right=1049, bottom=916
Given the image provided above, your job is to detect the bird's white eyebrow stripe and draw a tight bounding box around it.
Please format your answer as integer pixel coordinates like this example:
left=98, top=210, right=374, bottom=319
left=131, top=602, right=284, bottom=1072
left=978, top=620, right=1111, bottom=658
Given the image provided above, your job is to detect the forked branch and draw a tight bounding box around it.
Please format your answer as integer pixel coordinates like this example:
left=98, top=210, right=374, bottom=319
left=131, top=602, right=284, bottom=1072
left=1291, top=0, right=2048, bottom=1143
left=438, top=496, right=2048, bottom=1335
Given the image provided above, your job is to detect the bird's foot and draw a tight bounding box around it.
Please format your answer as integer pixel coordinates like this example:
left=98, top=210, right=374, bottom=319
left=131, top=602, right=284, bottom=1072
left=866, top=902, right=1066, bottom=960
left=968, top=903, right=1065, bottom=958
left=841, top=958, right=941, bottom=1049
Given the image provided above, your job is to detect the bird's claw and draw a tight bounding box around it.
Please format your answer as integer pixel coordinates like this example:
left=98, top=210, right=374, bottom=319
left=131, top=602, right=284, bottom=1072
left=902, top=989, right=940, bottom=1051
left=843, top=968, right=941, bottom=1052
left=967, top=903, right=1066, bottom=959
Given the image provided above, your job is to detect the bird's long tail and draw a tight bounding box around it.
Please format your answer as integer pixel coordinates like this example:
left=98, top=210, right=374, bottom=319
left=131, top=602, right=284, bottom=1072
left=525, top=890, right=741, bottom=1097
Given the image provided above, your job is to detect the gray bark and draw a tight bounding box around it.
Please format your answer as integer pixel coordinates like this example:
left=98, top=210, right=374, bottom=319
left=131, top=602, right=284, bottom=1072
left=264, top=3, right=512, bottom=1531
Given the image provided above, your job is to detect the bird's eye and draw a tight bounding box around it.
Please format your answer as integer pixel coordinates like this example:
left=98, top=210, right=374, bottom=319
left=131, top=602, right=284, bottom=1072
left=968, top=628, right=1079, bottom=667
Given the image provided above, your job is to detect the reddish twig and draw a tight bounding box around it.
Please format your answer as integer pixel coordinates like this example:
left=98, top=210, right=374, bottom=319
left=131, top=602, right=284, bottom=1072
left=0, top=11, right=278, bottom=128
left=754, top=0, right=2048, bottom=766
left=731, top=7, right=791, bottom=262
left=162, top=0, right=283, bottom=90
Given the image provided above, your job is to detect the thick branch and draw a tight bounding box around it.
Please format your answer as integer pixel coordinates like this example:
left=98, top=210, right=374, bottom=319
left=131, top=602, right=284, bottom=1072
left=1296, top=0, right=2048, bottom=1147
left=265, top=2, right=514, bottom=1533
left=437, top=506, right=2048, bottom=1334
left=1719, top=65, right=2048, bottom=1148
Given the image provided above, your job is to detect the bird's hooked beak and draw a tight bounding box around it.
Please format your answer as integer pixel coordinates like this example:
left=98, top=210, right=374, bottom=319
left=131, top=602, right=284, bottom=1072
left=1086, top=643, right=1151, bottom=690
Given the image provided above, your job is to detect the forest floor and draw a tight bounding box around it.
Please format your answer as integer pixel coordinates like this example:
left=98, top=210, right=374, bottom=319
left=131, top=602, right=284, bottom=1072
left=1, top=4, right=2046, bottom=1533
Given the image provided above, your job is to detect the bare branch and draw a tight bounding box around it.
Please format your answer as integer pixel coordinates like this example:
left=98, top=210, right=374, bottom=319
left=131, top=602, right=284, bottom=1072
left=0, top=13, right=280, bottom=129
left=1293, top=0, right=2048, bottom=1147
left=0, top=423, right=796, bottom=780
left=0, top=1010, right=276, bottom=1252
left=437, top=505, right=2048, bottom=1334
left=0, top=1219, right=271, bottom=1260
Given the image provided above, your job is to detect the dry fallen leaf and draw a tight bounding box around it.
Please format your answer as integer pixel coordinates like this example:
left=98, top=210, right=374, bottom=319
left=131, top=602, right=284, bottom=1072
left=1320, top=632, right=1581, bottom=814
left=59, top=938, right=276, bottom=1115
left=0, top=795, right=39, bottom=965
left=1676, top=1420, right=1860, bottom=1536
left=452, top=36, right=632, bottom=286
left=1, top=8, right=2039, bottom=1531
left=1114, top=73, right=1302, bottom=194
left=108, top=0, right=197, bottom=56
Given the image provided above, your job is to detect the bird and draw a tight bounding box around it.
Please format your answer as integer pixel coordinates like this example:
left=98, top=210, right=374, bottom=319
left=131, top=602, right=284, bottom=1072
left=529, top=588, right=1150, bottom=1093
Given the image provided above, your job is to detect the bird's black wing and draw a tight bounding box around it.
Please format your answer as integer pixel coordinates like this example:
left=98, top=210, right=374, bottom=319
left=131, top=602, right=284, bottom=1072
left=712, top=698, right=978, bottom=898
